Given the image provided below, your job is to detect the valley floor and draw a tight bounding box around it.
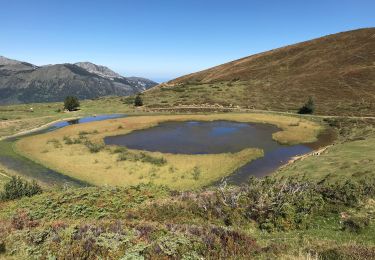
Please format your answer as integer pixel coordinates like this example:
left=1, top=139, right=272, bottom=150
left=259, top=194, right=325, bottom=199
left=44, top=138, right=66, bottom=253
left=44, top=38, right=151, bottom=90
left=1, top=100, right=375, bottom=259
left=13, top=113, right=320, bottom=189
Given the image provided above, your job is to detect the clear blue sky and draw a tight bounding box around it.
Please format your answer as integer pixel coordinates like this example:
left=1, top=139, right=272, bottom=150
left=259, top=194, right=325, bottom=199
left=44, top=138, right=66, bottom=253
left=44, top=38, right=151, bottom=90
left=1, top=0, right=374, bottom=82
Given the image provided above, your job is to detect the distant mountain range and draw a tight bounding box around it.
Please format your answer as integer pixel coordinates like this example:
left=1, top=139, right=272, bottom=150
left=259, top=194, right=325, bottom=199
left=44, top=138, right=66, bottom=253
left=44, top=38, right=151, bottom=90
left=146, top=28, right=375, bottom=116
left=0, top=57, right=157, bottom=104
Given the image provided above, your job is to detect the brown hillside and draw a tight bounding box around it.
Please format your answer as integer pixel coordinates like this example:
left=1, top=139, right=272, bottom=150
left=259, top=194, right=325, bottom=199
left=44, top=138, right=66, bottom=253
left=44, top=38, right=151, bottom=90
left=145, top=28, right=375, bottom=116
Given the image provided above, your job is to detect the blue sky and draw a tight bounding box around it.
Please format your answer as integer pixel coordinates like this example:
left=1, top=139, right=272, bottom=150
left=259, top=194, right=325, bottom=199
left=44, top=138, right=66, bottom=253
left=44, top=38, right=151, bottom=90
left=1, top=0, right=374, bottom=82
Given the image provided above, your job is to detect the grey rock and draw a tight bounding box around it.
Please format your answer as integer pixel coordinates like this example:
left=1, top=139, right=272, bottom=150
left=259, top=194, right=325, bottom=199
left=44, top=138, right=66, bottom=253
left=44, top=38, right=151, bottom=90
left=0, top=56, right=157, bottom=104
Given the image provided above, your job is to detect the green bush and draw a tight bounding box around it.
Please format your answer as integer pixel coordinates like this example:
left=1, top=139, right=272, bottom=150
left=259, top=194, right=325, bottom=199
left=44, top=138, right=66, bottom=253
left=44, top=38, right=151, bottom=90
left=112, top=146, right=128, bottom=154
left=79, top=131, right=90, bottom=136
left=134, top=94, right=143, bottom=106
left=192, top=166, right=201, bottom=180
left=47, top=138, right=62, bottom=148
left=342, top=215, right=370, bottom=233
left=0, top=176, right=42, bottom=201
left=116, top=150, right=166, bottom=166
left=64, top=96, right=80, bottom=111
left=298, top=97, right=315, bottom=114
left=84, top=140, right=104, bottom=153
left=63, top=136, right=74, bottom=145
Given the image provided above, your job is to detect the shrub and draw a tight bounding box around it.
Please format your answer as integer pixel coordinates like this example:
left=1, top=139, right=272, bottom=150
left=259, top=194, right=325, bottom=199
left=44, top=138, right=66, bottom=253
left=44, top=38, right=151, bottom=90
left=112, top=147, right=128, bottom=154
left=134, top=94, right=143, bottom=106
left=64, top=96, right=80, bottom=111
left=139, top=153, right=166, bottom=166
left=63, top=136, right=74, bottom=145
left=0, top=241, right=5, bottom=254
left=298, top=97, right=315, bottom=114
left=192, top=166, right=201, bottom=180
left=79, top=131, right=90, bottom=136
left=47, top=138, right=62, bottom=148
left=116, top=151, right=167, bottom=166
left=11, top=210, right=39, bottom=230
left=84, top=140, right=104, bottom=153
left=342, top=215, right=370, bottom=233
left=122, top=96, right=134, bottom=105
left=1, top=176, right=42, bottom=201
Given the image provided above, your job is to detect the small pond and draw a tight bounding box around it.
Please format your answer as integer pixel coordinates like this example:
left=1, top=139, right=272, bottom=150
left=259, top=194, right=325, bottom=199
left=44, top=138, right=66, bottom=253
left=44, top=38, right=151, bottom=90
left=105, top=121, right=335, bottom=185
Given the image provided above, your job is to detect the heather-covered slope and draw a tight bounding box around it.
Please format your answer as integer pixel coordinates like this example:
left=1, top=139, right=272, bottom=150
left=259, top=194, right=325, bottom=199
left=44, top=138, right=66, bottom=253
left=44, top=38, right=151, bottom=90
left=145, top=28, right=375, bottom=116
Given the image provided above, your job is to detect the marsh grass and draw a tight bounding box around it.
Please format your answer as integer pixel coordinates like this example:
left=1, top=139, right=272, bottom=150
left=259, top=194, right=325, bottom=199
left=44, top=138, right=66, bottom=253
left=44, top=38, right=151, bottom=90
left=46, top=138, right=62, bottom=148
left=84, top=140, right=104, bottom=153
left=116, top=149, right=166, bottom=166
left=192, top=166, right=201, bottom=180
left=15, top=113, right=318, bottom=189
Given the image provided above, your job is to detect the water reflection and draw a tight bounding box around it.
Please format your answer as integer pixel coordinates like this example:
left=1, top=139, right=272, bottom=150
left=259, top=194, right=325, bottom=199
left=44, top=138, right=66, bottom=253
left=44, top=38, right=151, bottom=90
left=104, top=120, right=335, bottom=184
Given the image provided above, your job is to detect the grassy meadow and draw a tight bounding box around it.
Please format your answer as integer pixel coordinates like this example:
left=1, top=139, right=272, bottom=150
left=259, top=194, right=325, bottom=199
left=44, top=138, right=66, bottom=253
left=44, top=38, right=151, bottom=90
left=0, top=97, right=140, bottom=138
left=277, top=137, right=375, bottom=182
left=1, top=105, right=375, bottom=259
left=13, top=113, right=321, bottom=189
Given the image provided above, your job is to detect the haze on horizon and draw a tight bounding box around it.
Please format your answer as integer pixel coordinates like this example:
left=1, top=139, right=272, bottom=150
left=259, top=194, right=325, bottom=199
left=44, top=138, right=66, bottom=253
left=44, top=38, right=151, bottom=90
left=1, top=0, right=374, bottom=83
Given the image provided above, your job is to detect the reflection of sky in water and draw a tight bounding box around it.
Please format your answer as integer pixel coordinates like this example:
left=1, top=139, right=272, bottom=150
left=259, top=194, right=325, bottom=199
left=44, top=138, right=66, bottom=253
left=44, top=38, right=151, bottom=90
left=225, top=145, right=312, bottom=184
left=105, top=120, right=282, bottom=154
left=105, top=120, right=325, bottom=184
left=49, top=114, right=124, bottom=131
left=211, top=126, right=238, bottom=136
left=186, top=121, right=200, bottom=126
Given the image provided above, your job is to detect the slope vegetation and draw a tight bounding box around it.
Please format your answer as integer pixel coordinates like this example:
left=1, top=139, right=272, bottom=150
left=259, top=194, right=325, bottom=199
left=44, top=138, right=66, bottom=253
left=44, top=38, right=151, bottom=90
left=0, top=177, right=374, bottom=259
left=144, top=28, right=375, bottom=116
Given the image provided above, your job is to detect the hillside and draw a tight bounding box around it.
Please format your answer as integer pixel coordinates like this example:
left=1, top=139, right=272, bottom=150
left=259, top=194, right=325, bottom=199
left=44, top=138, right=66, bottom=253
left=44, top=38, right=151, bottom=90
left=0, top=177, right=374, bottom=259
left=0, top=56, right=157, bottom=104
left=144, top=28, right=375, bottom=116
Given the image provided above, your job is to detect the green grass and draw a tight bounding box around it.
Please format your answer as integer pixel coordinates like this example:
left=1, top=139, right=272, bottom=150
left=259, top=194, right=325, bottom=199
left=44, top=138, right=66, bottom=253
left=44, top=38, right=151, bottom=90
left=0, top=96, right=138, bottom=138
left=277, top=126, right=375, bottom=183
left=0, top=173, right=9, bottom=189
left=14, top=113, right=320, bottom=189
left=0, top=178, right=374, bottom=259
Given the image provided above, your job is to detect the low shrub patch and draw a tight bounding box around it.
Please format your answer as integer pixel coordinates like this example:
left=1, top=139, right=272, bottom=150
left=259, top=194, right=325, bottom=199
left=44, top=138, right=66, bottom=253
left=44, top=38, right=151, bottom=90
left=84, top=140, right=104, bottom=153
left=0, top=176, right=42, bottom=201
left=116, top=150, right=167, bottom=166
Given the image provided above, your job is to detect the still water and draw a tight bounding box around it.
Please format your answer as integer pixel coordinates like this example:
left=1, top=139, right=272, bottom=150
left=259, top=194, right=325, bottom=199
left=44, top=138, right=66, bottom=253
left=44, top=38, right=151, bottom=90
left=105, top=120, right=335, bottom=185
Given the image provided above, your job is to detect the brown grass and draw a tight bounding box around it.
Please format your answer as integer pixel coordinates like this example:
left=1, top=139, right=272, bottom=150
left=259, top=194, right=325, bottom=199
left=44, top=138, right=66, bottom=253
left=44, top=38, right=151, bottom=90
left=15, top=113, right=321, bottom=189
left=145, top=28, right=375, bottom=116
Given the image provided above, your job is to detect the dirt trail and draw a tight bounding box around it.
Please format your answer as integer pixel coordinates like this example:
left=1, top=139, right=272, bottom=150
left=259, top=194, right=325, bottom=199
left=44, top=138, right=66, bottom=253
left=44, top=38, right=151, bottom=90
left=145, top=106, right=375, bottom=119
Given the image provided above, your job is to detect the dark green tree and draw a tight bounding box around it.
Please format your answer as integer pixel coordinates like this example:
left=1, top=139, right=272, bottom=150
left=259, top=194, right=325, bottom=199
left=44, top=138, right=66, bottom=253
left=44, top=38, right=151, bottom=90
left=298, top=97, right=315, bottom=114
left=134, top=94, right=143, bottom=106
left=64, top=96, right=80, bottom=111
left=0, top=176, right=42, bottom=201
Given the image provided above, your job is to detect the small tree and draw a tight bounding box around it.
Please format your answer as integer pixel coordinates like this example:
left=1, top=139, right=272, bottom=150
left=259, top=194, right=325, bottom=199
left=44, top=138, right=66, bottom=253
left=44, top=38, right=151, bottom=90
left=0, top=176, right=42, bottom=201
left=134, top=94, right=143, bottom=106
left=64, top=96, right=80, bottom=111
left=298, top=97, right=315, bottom=114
